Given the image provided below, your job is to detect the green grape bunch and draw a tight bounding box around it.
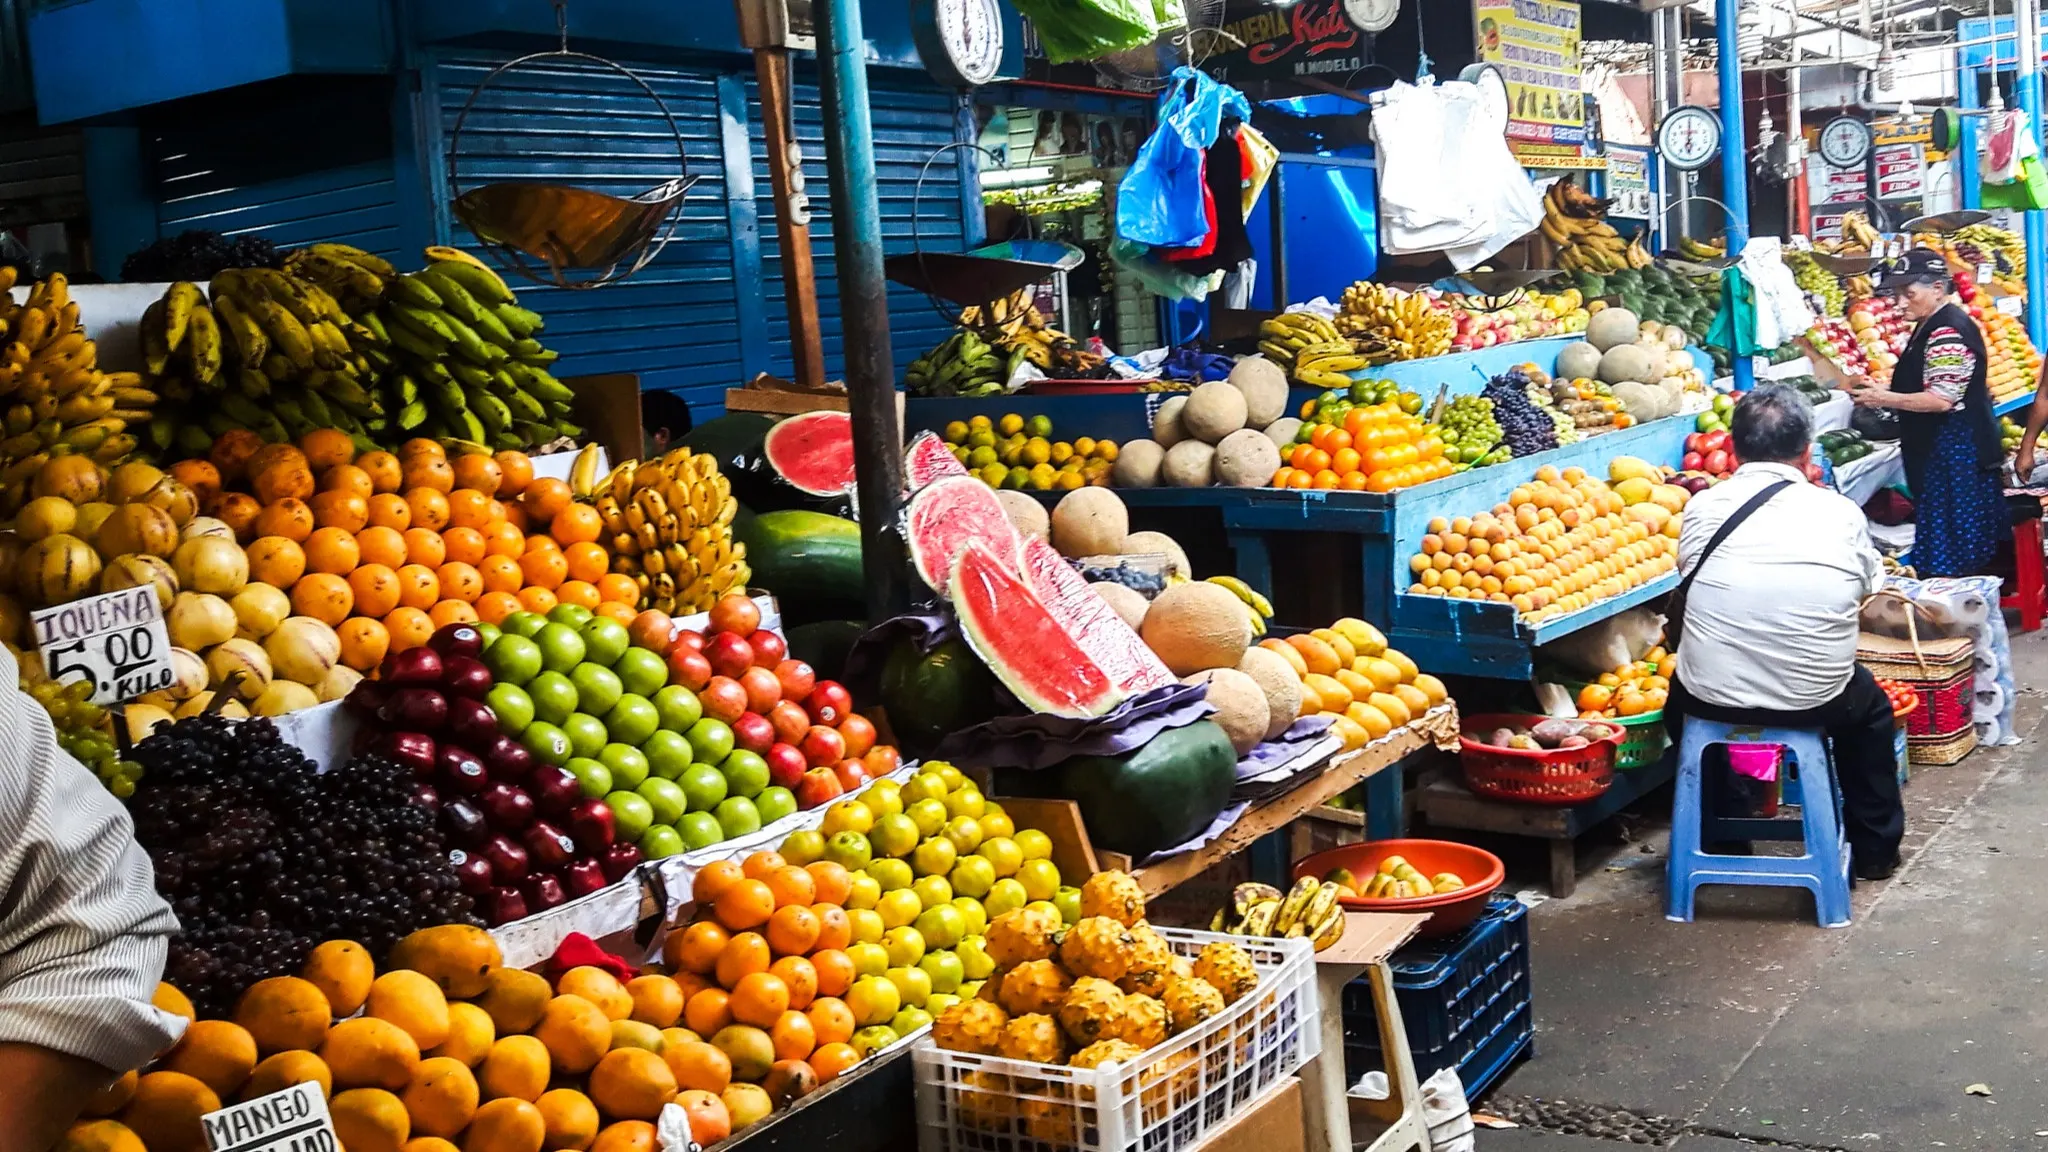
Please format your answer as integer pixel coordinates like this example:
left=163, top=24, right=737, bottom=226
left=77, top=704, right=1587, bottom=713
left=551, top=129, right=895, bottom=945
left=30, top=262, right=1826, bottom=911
left=1434, top=395, right=1511, bottom=467
left=24, top=675, right=141, bottom=798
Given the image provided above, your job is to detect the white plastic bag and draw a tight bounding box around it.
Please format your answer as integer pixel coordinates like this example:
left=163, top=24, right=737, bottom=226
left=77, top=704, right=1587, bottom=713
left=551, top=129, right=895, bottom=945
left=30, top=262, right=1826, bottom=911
left=1536, top=605, right=1667, bottom=678
left=1352, top=1067, right=1476, bottom=1152
left=1371, top=80, right=1543, bottom=270
left=1737, top=237, right=1818, bottom=350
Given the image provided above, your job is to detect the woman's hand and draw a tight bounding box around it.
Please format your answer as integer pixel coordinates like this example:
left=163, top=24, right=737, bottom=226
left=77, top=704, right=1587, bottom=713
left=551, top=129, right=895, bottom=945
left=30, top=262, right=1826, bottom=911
left=1851, top=381, right=1892, bottom=408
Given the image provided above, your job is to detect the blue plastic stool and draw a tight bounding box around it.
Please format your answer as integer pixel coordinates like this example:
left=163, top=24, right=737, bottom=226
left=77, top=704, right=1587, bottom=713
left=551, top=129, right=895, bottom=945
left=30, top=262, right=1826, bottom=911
left=1666, top=720, right=1853, bottom=928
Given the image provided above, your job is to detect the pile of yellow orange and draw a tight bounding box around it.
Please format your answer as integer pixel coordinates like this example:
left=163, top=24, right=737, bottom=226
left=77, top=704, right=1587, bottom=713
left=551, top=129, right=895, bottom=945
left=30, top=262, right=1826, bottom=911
left=1576, top=646, right=1675, bottom=718
left=1253, top=618, right=1449, bottom=751
left=1271, top=403, right=1455, bottom=492
left=187, top=431, right=644, bottom=673
left=1405, top=464, right=1682, bottom=623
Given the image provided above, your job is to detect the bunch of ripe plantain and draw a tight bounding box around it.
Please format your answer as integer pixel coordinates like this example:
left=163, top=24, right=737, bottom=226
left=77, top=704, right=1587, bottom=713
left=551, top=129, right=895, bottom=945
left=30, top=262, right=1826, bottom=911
left=1541, top=177, right=1651, bottom=273
left=0, top=271, right=146, bottom=516
left=1335, top=282, right=1455, bottom=364
left=1205, top=575, right=1273, bottom=638
left=376, top=248, right=577, bottom=451
left=1259, top=311, right=1364, bottom=388
left=142, top=246, right=392, bottom=457
left=956, top=291, right=1099, bottom=376
left=1209, top=879, right=1346, bottom=952
left=583, top=445, right=751, bottom=615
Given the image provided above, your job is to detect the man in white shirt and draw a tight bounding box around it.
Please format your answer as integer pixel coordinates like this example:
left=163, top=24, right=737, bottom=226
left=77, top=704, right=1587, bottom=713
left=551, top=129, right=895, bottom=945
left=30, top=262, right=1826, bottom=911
left=1668, top=384, right=1901, bottom=879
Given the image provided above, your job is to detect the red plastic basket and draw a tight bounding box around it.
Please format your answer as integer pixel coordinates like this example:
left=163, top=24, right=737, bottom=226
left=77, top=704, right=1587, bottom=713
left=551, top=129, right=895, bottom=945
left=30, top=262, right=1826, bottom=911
left=1458, top=713, right=1620, bottom=806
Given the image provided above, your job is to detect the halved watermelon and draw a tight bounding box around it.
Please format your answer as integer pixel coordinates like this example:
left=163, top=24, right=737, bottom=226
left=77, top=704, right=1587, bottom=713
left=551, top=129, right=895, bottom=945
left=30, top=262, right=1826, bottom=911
left=905, top=475, right=1020, bottom=594
left=763, top=410, right=856, bottom=496
left=951, top=539, right=1124, bottom=718
left=1017, top=537, right=1176, bottom=695
left=905, top=430, right=971, bottom=492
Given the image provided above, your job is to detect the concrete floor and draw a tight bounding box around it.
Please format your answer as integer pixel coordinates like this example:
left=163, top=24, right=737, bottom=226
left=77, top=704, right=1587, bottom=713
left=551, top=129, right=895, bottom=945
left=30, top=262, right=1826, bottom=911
left=1472, top=629, right=2048, bottom=1150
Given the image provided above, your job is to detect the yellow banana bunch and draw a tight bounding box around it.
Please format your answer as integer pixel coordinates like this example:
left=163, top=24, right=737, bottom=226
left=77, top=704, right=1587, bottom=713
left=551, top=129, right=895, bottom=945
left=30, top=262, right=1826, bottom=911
left=1335, top=282, right=1453, bottom=364
left=1258, top=311, right=1357, bottom=386
left=595, top=447, right=750, bottom=614
left=0, top=271, right=137, bottom=515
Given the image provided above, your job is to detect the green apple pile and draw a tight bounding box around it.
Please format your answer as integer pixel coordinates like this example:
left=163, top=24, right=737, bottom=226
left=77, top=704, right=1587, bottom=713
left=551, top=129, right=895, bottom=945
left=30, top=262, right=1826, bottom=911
left=480, top=604, right=797, bottom=861
left=776, top=759, right=1074, bottom=1021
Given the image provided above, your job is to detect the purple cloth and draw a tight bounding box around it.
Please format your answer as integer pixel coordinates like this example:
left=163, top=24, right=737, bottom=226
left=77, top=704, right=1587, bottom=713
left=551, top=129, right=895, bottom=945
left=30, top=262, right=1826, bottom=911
left=934, top=682, right=1214, bottom=771
left=1137, top=800, right=1250, bottom=867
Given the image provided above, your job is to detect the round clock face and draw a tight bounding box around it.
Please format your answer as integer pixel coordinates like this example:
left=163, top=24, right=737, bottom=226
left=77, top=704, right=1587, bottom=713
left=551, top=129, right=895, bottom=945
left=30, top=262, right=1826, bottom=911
left=1819, top=116, right=1872, bottom=168
left=1343, top=0, right=1401, bottom=33
left=1659, top=107, right=1721, bottom=171
left=934, top=0, right=1003, bottom=87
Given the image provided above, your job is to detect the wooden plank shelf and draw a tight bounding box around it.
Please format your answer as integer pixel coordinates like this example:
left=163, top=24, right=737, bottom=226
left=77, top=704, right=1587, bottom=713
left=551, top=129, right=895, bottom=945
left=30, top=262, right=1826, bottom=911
left=1098, top=705, right=1460, bottom=899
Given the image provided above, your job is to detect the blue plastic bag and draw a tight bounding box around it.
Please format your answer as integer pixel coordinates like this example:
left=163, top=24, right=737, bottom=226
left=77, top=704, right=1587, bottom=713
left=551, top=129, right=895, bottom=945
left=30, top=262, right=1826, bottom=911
left=1118, top=67, right=1250, bottom=249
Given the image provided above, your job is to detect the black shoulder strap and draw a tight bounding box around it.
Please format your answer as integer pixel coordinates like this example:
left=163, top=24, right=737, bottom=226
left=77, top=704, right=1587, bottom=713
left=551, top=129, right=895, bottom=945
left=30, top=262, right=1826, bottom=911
left=1676, top=479, right=1794, bottom=598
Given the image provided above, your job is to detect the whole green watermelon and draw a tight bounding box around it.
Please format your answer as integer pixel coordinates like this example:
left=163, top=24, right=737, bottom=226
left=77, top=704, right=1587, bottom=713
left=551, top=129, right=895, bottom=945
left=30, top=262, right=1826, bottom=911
left=880, top=636, right=999, bottom=757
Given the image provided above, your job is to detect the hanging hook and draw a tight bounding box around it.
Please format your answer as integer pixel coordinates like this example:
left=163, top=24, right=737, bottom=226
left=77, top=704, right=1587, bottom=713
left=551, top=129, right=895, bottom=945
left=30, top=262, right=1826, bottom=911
left=554, top=0, right=570, bottom=54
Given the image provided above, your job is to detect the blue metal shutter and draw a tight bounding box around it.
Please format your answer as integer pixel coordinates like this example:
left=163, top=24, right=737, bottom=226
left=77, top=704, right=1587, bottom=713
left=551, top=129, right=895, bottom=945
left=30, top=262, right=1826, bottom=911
left=147, top=77, right=400, bottom=258
left=432, top=52, right=742, bottom=417
left=752, top=74, right=968, bottom=381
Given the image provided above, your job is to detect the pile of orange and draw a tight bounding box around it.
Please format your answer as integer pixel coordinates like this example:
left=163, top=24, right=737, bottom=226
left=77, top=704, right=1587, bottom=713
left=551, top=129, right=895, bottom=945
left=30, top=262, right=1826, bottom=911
left=1271, top=402, right=1455, bottom=492
left=190, top=430, right=645, bottom=673
left=75, top=922, right=792, bottom=1152
left=1405, top=464, right=1681, bottom=623
left=1576, top=646, right=1676, bottom=718
left=651, top=849, right=898, bottom=1127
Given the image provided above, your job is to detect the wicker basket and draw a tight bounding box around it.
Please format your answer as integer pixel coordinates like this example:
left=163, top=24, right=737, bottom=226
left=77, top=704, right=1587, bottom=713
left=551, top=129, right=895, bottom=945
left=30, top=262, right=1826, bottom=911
left=1856, top=603, right=1976, bottom=766
left=1909, top=725, right=1977, bottom=766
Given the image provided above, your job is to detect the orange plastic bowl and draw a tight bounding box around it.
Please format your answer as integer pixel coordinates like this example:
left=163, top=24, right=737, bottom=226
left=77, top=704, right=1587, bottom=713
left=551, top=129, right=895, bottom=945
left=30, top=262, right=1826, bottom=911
left=1294, top=839, right=1506, bottom=938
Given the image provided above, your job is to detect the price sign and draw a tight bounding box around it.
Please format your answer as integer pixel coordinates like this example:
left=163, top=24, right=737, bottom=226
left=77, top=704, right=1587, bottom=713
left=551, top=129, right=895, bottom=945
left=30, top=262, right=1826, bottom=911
left=1998, top=295, right=2024, bottom=317
left=30, top=586, right=175, bottom=705
left=202, top=1082, right=337, bottom=1152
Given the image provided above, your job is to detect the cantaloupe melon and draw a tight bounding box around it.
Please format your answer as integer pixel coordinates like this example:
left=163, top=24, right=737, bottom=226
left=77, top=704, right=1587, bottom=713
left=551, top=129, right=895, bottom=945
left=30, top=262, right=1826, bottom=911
left=1597, top=344, right=1656, bottom=385
left=1181, top=667, right=1268, bottom=755
left=1090, top=582, right=1150, bottom=630
left=1050, top=488, right=1128, bottom=558
left=1227, top=357, right=1289, bottom=427
left=1181, top=381, right=1247, bottom=443
left=1262, top=417, right=1303, bottom=447
left=1112, top=439, right=1166, bottom=488
left=1556, top=341, right=1602, bottom=380
left=995, top=489, right=1051, bottom=541
left=1121, top=530, right=1190, bottom=580
left=1236, top=646, right=1305, bottom=740
left=1213, top=429, right=1280, bottom=488
left=1152, top=396, right=1189, bottom=447
left=1161, top=440, right=1216, bottom=488
left=1586, top=307, right=1640, bottom=351
left=1141, top=581, right=1251, bottom=675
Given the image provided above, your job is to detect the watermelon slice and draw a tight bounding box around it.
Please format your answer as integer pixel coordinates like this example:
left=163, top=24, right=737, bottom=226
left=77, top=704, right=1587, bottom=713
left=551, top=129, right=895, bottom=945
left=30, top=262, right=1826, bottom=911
left=905, top=475, right=1021, bottom=594
left=951, top=540, right=1125, bottom=718
left=763, top=410, right=856, bottom=496
left=904, top=430, right=971, bottom=492
left=1017, top=537, right=1176, bottom=696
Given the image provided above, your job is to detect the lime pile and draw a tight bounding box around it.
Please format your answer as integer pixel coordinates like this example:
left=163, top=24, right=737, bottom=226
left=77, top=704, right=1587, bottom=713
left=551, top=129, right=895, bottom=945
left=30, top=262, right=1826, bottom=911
left=941, top=414, right=1119, bottom=491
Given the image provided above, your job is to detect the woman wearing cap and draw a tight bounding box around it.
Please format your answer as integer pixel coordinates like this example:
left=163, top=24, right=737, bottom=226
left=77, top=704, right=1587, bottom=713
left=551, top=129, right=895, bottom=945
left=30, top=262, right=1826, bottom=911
left=1843, top=248, right=2007, bottom=576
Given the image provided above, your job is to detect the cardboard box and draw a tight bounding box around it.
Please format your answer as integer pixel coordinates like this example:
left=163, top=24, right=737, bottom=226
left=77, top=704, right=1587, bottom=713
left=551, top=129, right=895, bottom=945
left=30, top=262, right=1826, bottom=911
left=1189, top=1077, right=1304, bottom=1152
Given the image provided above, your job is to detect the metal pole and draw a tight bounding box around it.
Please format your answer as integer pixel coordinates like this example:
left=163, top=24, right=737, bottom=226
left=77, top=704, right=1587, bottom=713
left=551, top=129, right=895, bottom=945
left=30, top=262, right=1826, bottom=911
left=1958, top=58, right=1980, bottom=210
left=1268, top=167, right=1288, bottom=308
left=815, top=0, right=908, bottom=619
left=2018, top=0, right=2048, bottom=347
left=1717, top=0, right=1756, bottom=391
left=1652, top=10, right=1673, bottom=241
left=1787, top=61, right=1806, bottom=233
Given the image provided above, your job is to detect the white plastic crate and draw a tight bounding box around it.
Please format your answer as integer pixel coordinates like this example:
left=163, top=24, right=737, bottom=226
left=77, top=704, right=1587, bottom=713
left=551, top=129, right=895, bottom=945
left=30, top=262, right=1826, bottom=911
left=911, top=926, right=1318, bottom=1152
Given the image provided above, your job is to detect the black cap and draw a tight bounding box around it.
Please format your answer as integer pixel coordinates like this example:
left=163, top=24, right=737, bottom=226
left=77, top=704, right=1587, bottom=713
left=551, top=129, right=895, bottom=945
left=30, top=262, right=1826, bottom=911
left=1875, top=247, right=1951, bottom=292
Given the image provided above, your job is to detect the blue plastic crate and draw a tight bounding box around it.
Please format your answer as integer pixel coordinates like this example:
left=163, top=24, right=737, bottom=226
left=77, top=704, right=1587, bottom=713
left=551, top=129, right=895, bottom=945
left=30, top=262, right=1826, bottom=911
left=1340, top=896, right=1534, bottom=1097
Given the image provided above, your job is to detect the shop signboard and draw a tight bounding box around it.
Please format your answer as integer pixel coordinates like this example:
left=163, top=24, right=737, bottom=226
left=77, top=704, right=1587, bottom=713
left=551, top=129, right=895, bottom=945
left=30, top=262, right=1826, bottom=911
left=1811, top=203, right=1865, bottom=242
left=1474, top=0, right=1587, bottom=161
left=1820, top=163, right=1868, bottom=203
left=1209, top=0, right=1373, bottom=83
left=1606, top=145, right=1651, bottom=219
left=1875, top=142, right=1924, bottom=202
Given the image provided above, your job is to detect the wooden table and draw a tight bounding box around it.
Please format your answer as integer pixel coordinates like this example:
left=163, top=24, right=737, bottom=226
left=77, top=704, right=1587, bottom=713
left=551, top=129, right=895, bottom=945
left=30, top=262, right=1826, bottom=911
left=1096, top=704, right=1462, bottom=898
left=1416, top=755, right=1676, bottom=896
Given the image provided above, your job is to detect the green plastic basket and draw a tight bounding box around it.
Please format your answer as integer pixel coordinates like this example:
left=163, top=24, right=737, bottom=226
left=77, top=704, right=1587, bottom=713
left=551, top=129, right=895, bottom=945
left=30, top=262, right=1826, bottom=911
left=1613, top=710, right=1668, bottom=770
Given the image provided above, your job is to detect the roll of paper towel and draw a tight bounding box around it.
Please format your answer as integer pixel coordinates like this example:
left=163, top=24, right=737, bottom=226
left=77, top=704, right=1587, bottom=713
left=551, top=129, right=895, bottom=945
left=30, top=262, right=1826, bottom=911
left=1974, top=682, right=2007, bottom=725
